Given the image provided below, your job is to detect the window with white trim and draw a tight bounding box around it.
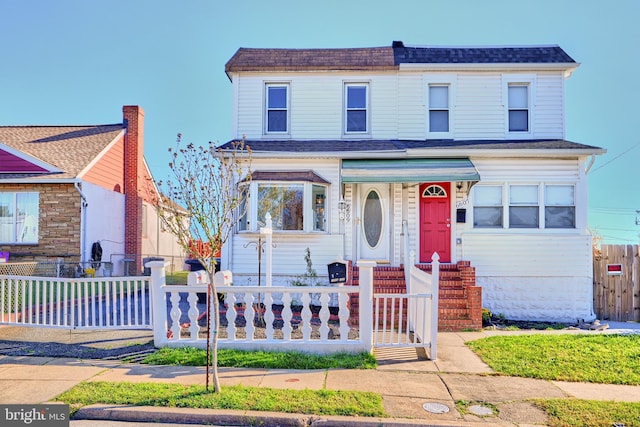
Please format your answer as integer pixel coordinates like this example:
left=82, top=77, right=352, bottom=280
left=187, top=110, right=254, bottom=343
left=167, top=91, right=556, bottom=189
left=238, top=181, right=328, bottom=232
left=0, top=192, right=39, bottom=244
left=509, top=185, right=539, bottom=228
left=473, top=185, right=503, bottom=228
left=508, top=84, right=529, bottom=132
left=545, top=185, right=575, bottom=228
left=265, top=83, right=289, bottom=133
left=345, top=83, right=368, bottom=133
left=428, top=85, right=449, bottom=133
left=472, top=183, right=576, bottom=229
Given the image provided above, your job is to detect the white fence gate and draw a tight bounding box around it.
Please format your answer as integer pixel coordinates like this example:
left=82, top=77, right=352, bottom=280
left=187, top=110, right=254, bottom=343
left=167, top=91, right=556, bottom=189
left=373, top=252, right=439, bottom=359
left=0, top=275, right=151, bottom=329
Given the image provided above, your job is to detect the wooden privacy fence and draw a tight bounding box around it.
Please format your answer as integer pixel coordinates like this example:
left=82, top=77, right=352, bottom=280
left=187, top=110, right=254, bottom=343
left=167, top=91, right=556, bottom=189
left=593, top=244, right=640, bottom=322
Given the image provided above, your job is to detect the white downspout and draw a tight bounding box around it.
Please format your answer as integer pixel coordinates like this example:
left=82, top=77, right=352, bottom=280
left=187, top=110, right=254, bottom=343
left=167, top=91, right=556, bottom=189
left=74, top=182, right=88, bottom=263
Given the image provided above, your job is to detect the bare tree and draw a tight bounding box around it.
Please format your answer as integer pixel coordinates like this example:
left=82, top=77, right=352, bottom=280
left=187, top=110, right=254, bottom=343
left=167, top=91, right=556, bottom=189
left=153, top=135, right=251, bottom=392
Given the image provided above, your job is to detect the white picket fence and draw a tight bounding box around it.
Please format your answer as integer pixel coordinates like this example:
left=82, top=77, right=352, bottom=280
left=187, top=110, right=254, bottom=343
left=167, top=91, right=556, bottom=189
left=0, top=276, right=151, bottom=328
left=0, top=258, right=439, bottom=358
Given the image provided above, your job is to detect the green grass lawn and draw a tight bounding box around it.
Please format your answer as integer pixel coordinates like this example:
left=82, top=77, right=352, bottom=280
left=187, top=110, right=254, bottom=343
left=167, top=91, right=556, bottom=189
left=143, top=347, right=377, bottom=370
left=57, top=382, right=386, bottom=418
left=467, top=333, right=640, bottom=426
left=467, top=333, right=640, bottom=384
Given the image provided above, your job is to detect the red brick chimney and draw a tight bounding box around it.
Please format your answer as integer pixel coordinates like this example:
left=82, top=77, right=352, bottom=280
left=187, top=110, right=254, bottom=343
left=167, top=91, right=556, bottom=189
left=123, top=105, right=144, bottom=273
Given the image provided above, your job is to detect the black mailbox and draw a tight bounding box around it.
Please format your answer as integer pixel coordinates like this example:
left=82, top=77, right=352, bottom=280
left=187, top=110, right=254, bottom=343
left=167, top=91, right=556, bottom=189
left=327, top=261, right=348, bottom=284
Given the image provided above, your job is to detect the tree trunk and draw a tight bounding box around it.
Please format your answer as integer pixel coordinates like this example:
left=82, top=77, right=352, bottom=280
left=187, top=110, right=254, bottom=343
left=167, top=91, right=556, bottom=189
left=210, top=281, right=221, bottom=392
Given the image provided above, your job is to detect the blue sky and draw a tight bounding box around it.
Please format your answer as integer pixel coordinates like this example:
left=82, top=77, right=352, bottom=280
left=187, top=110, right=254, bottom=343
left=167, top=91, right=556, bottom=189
left=1, top=0, right=639, bottom=243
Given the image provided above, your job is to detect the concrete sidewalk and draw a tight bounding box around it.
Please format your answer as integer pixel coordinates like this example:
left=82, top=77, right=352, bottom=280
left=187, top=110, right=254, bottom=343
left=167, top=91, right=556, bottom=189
left=1, top=324, right=640, bottom=426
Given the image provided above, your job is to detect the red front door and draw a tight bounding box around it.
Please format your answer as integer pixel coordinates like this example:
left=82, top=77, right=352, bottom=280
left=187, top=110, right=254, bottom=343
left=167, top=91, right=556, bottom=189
left=419, top=182, right=451, bottom=263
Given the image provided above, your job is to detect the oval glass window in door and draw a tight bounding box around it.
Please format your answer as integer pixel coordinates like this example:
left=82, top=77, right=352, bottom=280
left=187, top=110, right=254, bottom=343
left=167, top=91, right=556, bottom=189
left=363, top=190, right=383, bottom=248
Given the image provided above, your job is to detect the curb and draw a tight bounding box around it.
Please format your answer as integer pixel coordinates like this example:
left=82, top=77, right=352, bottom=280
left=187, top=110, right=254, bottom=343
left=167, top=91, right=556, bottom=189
left=73, top=404, right=499, bottom=427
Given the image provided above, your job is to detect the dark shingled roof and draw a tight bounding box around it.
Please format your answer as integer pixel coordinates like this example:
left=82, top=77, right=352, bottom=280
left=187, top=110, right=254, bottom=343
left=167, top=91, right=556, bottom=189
left=393, top=45, right=576, bottom=64
left=225, top=41, right=576, bottom=74
left=219, top=139, right=603, bottom=154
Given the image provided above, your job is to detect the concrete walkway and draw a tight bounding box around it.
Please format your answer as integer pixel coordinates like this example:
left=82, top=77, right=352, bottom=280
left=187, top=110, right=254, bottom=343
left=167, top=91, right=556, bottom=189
left=1, top=323, right=640, bottom=426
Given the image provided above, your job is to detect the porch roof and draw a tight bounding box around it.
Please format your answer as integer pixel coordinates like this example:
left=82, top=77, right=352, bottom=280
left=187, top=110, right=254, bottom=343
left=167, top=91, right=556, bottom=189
left=341, top=158, right=480, bottom=183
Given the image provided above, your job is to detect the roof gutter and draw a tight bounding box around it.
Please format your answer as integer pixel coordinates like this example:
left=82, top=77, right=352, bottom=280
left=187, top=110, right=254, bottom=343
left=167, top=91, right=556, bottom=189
left=398, top=62, right=579, bottom=73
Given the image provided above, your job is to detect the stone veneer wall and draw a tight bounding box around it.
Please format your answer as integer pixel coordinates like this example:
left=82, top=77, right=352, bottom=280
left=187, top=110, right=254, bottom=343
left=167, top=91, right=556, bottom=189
left=0, top=183, right=81, bottom=262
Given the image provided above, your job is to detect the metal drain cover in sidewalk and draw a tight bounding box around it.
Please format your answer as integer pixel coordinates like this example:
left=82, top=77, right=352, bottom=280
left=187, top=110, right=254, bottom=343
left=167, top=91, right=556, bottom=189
left=422, top=402, right=450, bottom=414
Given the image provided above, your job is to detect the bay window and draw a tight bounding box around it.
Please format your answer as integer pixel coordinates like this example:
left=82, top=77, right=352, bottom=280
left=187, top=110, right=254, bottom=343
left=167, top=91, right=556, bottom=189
left=238, top=175, right=328, bottom=233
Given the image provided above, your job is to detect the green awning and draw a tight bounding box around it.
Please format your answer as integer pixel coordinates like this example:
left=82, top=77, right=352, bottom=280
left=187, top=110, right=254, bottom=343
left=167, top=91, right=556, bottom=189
left=341, top=158, right=480, bottom=183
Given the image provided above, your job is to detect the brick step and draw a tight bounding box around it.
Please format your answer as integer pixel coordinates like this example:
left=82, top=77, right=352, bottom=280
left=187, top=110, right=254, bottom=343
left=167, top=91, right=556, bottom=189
left=439, top=299, right=469, bottom=310
left=439, top=279, right=464, bottom=287
left=439, top=288, right=468, bottom=299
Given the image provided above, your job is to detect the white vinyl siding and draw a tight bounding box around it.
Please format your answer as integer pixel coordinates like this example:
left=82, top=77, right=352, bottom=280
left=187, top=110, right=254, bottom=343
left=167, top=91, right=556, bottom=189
left=397, top=74, right=424, bottom=139
left=454, top=74, right=504, bottom=139
left=534, top=73, right=565, bottom=138
left=232, top=70, right=566, bottom=141
left=463, top=233, right=592, bottom=277
left=231, top=233, right=344, bottom=280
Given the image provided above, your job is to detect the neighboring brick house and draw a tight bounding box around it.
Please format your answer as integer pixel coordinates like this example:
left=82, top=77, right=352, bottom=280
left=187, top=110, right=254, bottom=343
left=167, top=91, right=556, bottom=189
left=220, top=41, right=606, bottom=327
left=0, top=105, right=186, bottom=276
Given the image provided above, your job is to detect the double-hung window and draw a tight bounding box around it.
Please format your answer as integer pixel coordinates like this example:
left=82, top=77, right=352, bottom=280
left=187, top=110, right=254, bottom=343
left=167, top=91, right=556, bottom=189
left=472, top=183, right=576, bottom=229
left=265, top=83, right=289, bottom=134
left=508, top=84, right=529, bottom=132
left=0, top=192, right=39, bottom=244
left=428, top=85, right=449, bottom=133
left=509, top=185, right=539, bottom=228
left=545, top=185, right=575, bottom=228
left=473, top=185, right=503, bottom=228
left=503, top=74, right=534, bottom=137
left=345, top=83, right=368, bottom=133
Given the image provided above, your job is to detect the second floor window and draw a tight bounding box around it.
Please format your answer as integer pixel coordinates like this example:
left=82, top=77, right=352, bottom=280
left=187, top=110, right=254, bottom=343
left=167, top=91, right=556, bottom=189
left=508, top=84, right=529, bottom=132
left=429, top=85, right=449, bottom=132
left=266, top=84, right=288, bottom=133
left=345, top=83, right=368, bottom=133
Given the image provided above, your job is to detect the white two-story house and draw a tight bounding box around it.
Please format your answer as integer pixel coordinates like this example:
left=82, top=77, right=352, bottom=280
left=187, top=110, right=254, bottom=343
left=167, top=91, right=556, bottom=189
left=220, top=41, right=605, bottom=326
